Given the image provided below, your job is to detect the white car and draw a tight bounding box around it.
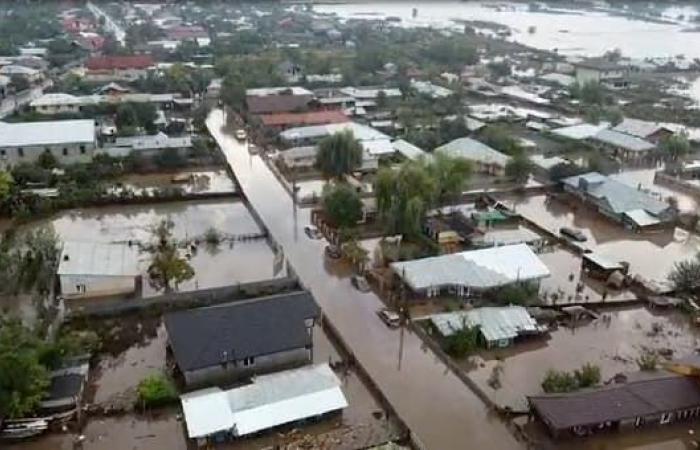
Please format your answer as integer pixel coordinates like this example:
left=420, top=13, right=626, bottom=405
left=235, top=129, right=247, bottom=140
left=377, top=309, right=400, bottom=328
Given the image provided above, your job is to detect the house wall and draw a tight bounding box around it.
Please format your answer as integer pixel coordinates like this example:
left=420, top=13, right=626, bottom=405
left=60, top=274, right=137, bottom=298
left=183, top=346, right=312, bottom=387
left=0, top=141, right=97, bottom=168
left=32, top=103, right=83, bottom=115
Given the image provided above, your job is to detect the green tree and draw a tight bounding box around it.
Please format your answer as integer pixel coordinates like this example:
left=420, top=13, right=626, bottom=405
left=428, top=152, right=472, bottom=205
left=661, top=133, right=691, bottom=161
left=481, top=125, right=522, bottom=155
left=37, top=151, right=58, bottom=169
left=574, top=363, right=601, bottom=388
left=668, top=253, right=700, bottom=293
left=0, top=171, right=13, bottom=203
left=221, top=72, right=246, bottom=108
left=548, top=162, right=585, bottom=181
left=541, top=369, right=578, bottom=393
left=315, top=130, right=363, bottom=180
left=487, top=61, right=511, bottom=78
left=444, top=324, right=480, bottom=358
left=10, top=74, right=30, bottom=92
left=321, top=183, right=363, bottom=229
left=505, top=152, right=533, bottom=183
left=146, top=219, right=194, bottom=292
left=137, top=374, right=177, bottom=408
left=0, top=320, right=51, bottom=418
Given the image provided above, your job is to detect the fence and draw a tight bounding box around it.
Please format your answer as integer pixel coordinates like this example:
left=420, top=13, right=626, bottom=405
left=64, top=277, right=299, bottom=319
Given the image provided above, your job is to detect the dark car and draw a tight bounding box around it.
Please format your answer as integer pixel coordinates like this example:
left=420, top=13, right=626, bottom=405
left=560, top=227, right=587, bottom=242
left=351, top=275, right=370, bottom=292
left=324, top=244, right=341, bottom=259
left=304, top=226, right=321, bottom=239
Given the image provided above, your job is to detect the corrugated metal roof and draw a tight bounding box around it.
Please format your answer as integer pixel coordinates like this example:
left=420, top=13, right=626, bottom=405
left=0, top=119, right=95, bottom=148
left=391, top=243, right=550, bottom=291
left=57, top=241, right=140, bottom=277
left=552, top=122, right=610, bottom=140
left=435, top=137, right=510, bottom=168
left=180, top=364, right=347, bottom=438
left=613, top=118, right=668, bottom=139
left=430, top=306, right=540, bottom=342
left=392, top=139, right=427, bottom=160
left=593, top=128, right=655, bottom=152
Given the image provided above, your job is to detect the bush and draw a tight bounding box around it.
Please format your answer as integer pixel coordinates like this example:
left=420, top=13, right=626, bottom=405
left=574, top=363, right=601, bottom=388
left=137, top=374, right=178, bottom=408
left=541, top=369, right=578, bottom=393
left=637, top=350, right=659, bottom=371
left=444, top=325, right=480, bottom=358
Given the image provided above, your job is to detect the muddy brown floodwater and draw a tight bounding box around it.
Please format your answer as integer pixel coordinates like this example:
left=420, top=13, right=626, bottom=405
left=207, top=109, right=521, bottom=450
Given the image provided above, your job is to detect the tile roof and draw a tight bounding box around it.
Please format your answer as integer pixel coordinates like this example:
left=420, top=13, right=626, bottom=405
left=259, top=110, right=349, bottom=127
left=165, top=291, right=320, bottom=371
left=86, top=55, right=155, bottom=71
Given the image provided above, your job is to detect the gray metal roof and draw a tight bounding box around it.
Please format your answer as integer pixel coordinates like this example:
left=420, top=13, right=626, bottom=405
left=593, top=128, right=655, bottom=153
left=563, top=172, right=669, bottom=216
left=0, top=119, right=95, bottom=148
left=165, top=291, right=320, bottom=371
left=613, top=118, right=669, bottom=139
left=435, top=137, right=510, bottom=167
left=552, top=122, right=609, bottom=140
left=57, top=241, right=140, bottom=277
left=429, top=306, right=541, bottom=342
left=392, top=139, right=427, bottom=160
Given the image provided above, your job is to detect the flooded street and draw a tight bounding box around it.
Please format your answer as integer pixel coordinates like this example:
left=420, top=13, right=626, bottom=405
left=208, top=109, right=521, bottom=450
left=315, top=1, right=700, bottom=59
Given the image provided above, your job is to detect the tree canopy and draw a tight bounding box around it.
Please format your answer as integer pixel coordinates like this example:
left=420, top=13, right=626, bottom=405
left=321, top=183, right=363, bottom=229
left=146, top=219, right=195, bottom=292
left=505, top=152, right=533, bottom=183
left=315, top=130, right=363, bottom=180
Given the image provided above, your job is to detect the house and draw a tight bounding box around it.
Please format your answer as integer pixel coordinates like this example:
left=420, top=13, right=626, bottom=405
left=30, top=91, right=180, bottom=115
left=180, top=364, right=347, bottom=444
left=38, top=359, right=90, bottom=415
left=279, top=122, right=394, bottom=158
left=85, top=55, right=155, bottom=81
left=574, top=58, right=629, bottom=89
left=529, top=373, right=700, bottom=438
left=411, top=80, right=454, bottom=98
left=101, top=132, right=192, bottom=158
left=0, top=119, right=96, bottom=168
left=165, top=291, right=321, bottom=387
left=258, top=110, right=349, bottom=131
left=0, top=64, right=42, bottom=83
left=562, top=172, right=676, bottom=230
left=612, top=118, right=674, bottom=144
left=30, top=93, right=91, bottom=115
left=429, top=306, right=547, bottom=348
left=339, top=86, right=402, bottom=101
left=278, top=145, right=378, bottom=173
left=471, top=225, right=546, bottom=249
left=278, top=60, right=304, bottom=84
left=551, top=122, right=610, bottom=141
left=589, top=128, right=655, bottom=161
left=57, top=241, right=140, bottom=299
left=392, top=139, right=428, bottom=161
left=435, top=137, right=510, bottom=176
left=391, top=243, right=550, bottom=298
left=0, top=75, right=9, bottom=98
left=245, top=86, right=314, bottom=114
left=423, top=217, right=462, bottom=253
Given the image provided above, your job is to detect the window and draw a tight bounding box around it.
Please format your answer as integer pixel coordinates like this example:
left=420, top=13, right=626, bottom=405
left=75, top=284, right=86, bottom=294
left=660, top=412, right=673, bottom=425
left=0, top=149, right=5, bottom=156
left=242, top=356, right=255, bottom=367
left=62, top=148, right=68, bottom=156
left=17, top=148, right=23, bottom=157
left=80, top=145, right=86, bottom=154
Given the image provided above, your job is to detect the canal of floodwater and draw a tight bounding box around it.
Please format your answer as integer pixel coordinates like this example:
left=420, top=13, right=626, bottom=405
left=207, top=109, right=521, bottom=450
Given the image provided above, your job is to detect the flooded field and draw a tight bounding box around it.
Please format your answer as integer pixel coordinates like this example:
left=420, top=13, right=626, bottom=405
left=511, top=194, right=700, bottom=284
left=465, top=305, right=700, bottom=411
left=316, top=1, right=700, bottom=59
left=113, top=169, right=236, bottom=196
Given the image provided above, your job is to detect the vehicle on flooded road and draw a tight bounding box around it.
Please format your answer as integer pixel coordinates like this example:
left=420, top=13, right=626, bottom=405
left=560, top=226, right=587, bottom=242
left=235, top=129, right=247, bottom=140
left=351, top=275, right=370, bottom=292
left=304, top=226, right=322, bottom=239
left=377, top=309, right=400, bottom=328
left=324, top=244, right=341, bottom=259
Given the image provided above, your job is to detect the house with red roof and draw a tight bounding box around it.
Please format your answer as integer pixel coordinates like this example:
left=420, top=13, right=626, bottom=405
left=258, top=110, right=349, bottom=131
left=85, top=55, right=155, bottom=82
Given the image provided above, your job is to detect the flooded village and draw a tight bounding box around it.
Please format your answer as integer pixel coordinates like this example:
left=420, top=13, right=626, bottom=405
left=6, top=1, right=700, bottom=450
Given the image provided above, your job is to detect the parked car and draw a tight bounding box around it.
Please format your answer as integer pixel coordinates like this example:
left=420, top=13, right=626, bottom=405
left=235, top=129, right=247, bottom=140
left=560, top=227, right=587, bottom=242
left=377, top=308, right=400, bottom=328
left=324, top=244, right=341, bottom=259
left=351, top=275, right=370, bottom=292
left=304, top=226, right=321, bottom=239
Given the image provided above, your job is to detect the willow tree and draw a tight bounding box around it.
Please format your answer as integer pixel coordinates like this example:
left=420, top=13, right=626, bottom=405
left=315, top=130, right=363, bottom=180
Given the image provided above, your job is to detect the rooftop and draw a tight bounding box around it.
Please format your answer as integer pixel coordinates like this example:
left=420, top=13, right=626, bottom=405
left=391, top=243, right=550, bottom=291
left=339, top=86, right=402, bottom=100
left=181, top=363, right=347, bottom=438
left=57, top=241, right=140, bottom=277
left=86, top=55, right=155, bottom=71
left=0, top=119, right=95, bottom=148
left=592, top=128, right=655, bottom=153
left=259, top=110, right=349, bottom=127
left=429, top=306, right=542, bottom=342
left=392, top=139, right=428, bottom=161
left=530, top=374, right=700, bottom=432
left=280, top=122, right=393, bottom=156
left=613, top=118, right=671, bottom=139
left=552, top=122, right=610, bottom=141
left=165, top=291, right=320, bottom=371
left=435, top=137, right=510, bottom=168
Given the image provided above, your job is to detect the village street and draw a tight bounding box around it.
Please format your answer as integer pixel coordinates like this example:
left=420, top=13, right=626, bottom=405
left=207, top=108, right=521, bottom=450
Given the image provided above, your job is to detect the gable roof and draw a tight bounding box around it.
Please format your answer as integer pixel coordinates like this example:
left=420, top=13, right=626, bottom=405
left=613, top=118, right=671, bottom=139
left=435, top=137, right=510, bottom=168
left=246, top=92, right=314, bottom=114
left=592, top=128, right=655, bottom=153
left=429, top=306, right=541, bottom=342
left=86, top=55, right=154, bottom=71
left=0, top=119, right=95, bottom=148
left=259, top=110, right=348, bottom=127
left=530, top=374, right=700, bottom=432
left=165, top=291, right=320, bottom=371
left=562, top=172, right=669, bottom=217
left=391, top=243, right=550, bottom=291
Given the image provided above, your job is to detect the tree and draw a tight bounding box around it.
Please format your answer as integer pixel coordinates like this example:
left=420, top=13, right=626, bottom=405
left=637, top=350, right=659, bottom=371
left=221, top=72, right=245, bottom=108
left=322, top=183, right=363, bottom=229
left=428, top=152, right=472, bottom=205
left=574, top=363, right=601, bottom=388
left=480, top=125, right=522, bottom=155
left=668, top=253, right=700, bottom=293
left=444, top=324, right=480, bottom=358
left=548, top=162, right=585, bottom=182
left=570, top=81, right=604, bottom=105
left=137, top=374, right=177, bottom=408
left=661, top=133, right=690, bottom=161
left=0, top=320, right=50, bottom=418
left=0, top=171, right=13, bottom=203
left=505, top=152, right=533, bottom=183
left=487, top=61, right=512, bottom=79
left=37, top=151, right=58, bottom=169
left=10, top=74, right=30, bottom=92
left=315, top=130, right=363, bottom=180
left=541, top=369, right=578, bottom=393
left=146, top=219, right=194, bottom=292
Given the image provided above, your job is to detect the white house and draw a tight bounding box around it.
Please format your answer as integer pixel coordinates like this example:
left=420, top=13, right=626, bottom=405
left=0, top=119, right=97, bottom=168
left=574, top=59, right=629, bottom=89
left=57, top=241, right=141, bottom=299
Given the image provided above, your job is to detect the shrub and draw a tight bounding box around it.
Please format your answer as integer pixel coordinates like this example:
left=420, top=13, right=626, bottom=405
left=574, top=363, right=601, bottom=388
left=137, top=374, right=178, bottom=408
left=637, top=350, right=659, bottom=371
left=541, top=369, right=578, bottom=393
left=444, top=325, right=480, bottom=358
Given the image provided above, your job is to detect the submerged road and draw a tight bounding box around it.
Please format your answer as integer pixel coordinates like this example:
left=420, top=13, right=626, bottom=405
left=207, top=109, right=521, bottom=450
